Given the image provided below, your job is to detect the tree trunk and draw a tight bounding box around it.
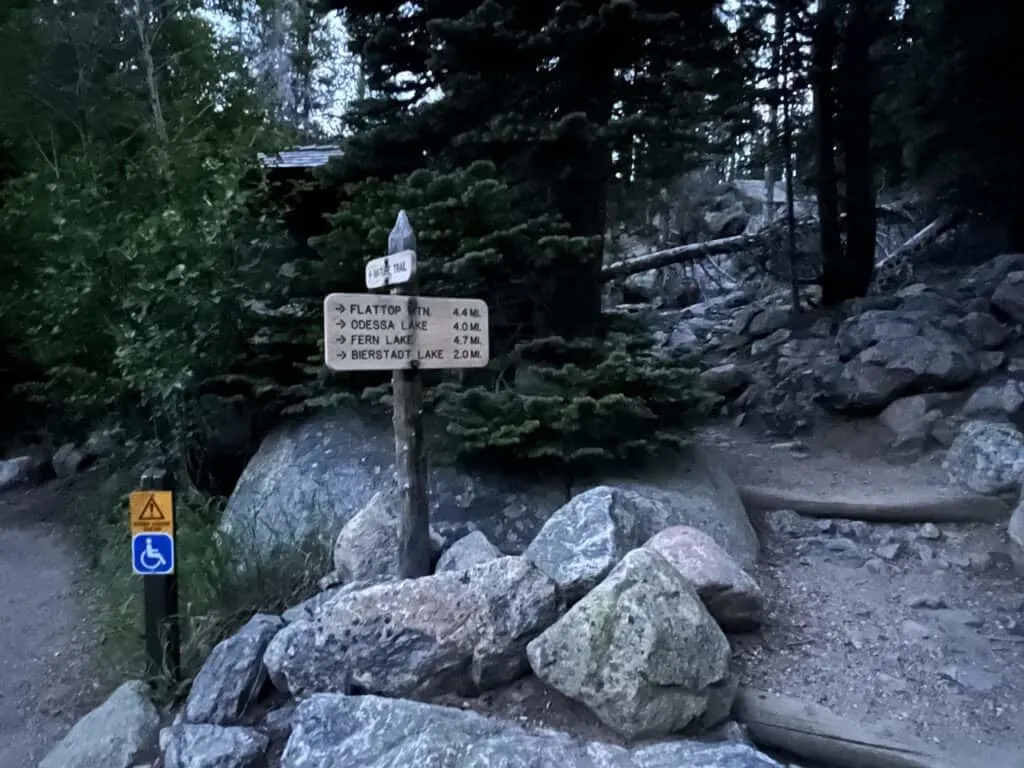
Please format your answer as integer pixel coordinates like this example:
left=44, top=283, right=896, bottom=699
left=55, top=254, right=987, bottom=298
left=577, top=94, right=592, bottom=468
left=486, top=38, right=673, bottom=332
left=546, top=55, right=614, bottom=339
left=836, top=0, right=877, bottom=298
left=764, top=5, right=786, bottom=223
left=812, top=0, right=845, bottom=306
left=781, top=17, right=800, bottom=313
left=134, top=0, right=167, bottom=145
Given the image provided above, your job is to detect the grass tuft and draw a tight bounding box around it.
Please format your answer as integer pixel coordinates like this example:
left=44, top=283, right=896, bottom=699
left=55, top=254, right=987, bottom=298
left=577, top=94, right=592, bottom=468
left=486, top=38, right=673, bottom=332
left=73, top=461, right=330, bottom=704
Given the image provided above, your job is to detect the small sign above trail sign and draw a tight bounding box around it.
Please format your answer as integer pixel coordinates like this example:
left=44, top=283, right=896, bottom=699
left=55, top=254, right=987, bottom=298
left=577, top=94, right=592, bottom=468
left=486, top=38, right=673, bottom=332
left=365, top=249, right=416, bottom=289
left=323, top=292, right=489, bottom=372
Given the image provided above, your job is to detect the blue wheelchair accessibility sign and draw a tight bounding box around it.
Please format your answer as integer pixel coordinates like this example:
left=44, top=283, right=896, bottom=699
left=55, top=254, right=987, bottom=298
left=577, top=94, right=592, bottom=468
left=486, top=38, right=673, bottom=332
left=132, top=533, right=175, bottom=575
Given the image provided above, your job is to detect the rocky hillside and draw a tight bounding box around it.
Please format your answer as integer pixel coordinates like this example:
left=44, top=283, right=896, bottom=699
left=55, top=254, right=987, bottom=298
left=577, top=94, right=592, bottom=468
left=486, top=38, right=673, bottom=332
left=633, top=252, right=1024, bottom=452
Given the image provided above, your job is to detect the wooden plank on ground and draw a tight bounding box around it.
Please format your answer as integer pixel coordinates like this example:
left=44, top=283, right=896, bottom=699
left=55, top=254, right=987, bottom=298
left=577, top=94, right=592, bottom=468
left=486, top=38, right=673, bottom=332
left=733, top=687, right=950, bottom=768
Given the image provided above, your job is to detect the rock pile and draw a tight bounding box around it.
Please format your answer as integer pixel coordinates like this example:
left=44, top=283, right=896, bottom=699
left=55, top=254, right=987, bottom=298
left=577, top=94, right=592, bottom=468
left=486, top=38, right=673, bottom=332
left=40, top=448, right=781, bottom=768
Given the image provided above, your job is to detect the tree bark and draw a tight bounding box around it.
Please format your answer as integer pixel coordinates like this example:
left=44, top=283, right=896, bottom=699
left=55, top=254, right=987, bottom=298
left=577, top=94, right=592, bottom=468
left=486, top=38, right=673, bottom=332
left=134, top=0, right=167, bottom=145
left=764, top=5, right=786, bottom=222
left=812, top=0, right=845, bottom=306
left=836, top=0, right=878, bottom=298
left=782, top=30, right=800, bottom=313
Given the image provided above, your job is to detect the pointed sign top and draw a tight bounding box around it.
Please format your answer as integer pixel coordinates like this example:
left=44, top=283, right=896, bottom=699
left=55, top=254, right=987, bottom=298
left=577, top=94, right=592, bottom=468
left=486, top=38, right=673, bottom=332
left=387, top=210, right=416, bottom=255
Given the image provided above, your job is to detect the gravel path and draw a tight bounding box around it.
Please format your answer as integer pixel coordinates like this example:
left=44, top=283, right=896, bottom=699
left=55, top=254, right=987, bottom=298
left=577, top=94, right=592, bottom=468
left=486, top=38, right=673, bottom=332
left=0, top=480, right=102, bottom=768
left=707, top=422, right=1024, bottom=766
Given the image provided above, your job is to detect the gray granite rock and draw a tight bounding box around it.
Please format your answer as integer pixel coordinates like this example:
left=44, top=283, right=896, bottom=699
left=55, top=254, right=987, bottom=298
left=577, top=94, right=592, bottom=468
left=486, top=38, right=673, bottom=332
left=991, top=270, right=1024, bottom=324
left=161, top=724, right=268, bottom=768
left=330, top=488, right=410, bottom=585
left=962, top=379, right=1024, bottom=420
left=644, top=526, right=764, bottom=632
left=38, top=681, right=159, bottom=768
left=219, top=410, right=567, bottom=560
left=524, top=453, right=758, bottom=607
left=523, top=486, right=646, bottom=604
left=823, top=309, right=980, bottom=413
left=280, top=693, right=783, bottom=768
left=184, top=613, right=283, bottom=725
left=943, top=420, right=1024, bottom=494
left=528, top=549, right=733, bottom=740
left=436, top=530, right=502, bottom=573
left=264, top=556, right=559, bottom=699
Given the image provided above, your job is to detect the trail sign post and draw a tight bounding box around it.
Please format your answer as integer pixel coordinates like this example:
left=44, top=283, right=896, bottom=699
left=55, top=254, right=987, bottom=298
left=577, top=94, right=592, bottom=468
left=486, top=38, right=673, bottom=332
left=321, top=210, right=490, bottom=579
left=323, top=294, right=489, bottom=371
left=129, top=468, right=180, bottom=684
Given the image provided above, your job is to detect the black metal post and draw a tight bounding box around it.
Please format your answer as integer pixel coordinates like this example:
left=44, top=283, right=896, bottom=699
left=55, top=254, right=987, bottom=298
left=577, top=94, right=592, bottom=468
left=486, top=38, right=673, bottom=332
left=140, top=467, right=180, bottom=683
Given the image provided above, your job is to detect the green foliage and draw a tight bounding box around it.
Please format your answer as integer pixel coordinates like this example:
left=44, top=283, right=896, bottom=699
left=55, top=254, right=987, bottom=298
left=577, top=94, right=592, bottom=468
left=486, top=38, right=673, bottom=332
left=0, top=138, right=285, bottom=436
left=437, top=330, right=720, bottom=476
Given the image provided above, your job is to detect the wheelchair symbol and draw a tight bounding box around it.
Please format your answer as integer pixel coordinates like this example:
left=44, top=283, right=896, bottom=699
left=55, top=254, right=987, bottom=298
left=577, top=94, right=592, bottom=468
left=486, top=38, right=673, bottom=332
left=132, top=533, right=174, bottom=575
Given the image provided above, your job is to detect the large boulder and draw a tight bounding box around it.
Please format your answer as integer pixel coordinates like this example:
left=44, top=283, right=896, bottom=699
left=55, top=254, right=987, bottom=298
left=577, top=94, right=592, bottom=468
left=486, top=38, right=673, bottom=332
left=527, top=549, right=733, bottom=740
left=0, top=456, right=36, bottom=491
left=1010, top=497, right=1024, bottom=575
left=958, top=253, right=1024, bottom=299
left=822, top=309, right=980, bottom=413
left=643, top=526, right=764, bottom=632
left=943, top=420, right=1024, bottom=495
left=0, top=453, right=50, bottom=491
left=184, top=614, right=283, bottom=725
left=877, top=395, right=941, bottom=453
left=262, top=619, right=340, bottom=697
left=990, top=270, right=1024, bottom=324
left=524, top=449, right=758, bottom=607
left=960, top=311, right=1010, bottom=349
left=219, top=410, right=566, bottom=559
left=38, top=681, right=160, bottom=768
left=522, top=486, right=645, bottom=604
left=961, top=380, right=1024, bottom=420
left=330, top=488, right=416, bottom=585
left=264, top=556, right=559, bottom=699
left=281, top=693, right=784, bottom=768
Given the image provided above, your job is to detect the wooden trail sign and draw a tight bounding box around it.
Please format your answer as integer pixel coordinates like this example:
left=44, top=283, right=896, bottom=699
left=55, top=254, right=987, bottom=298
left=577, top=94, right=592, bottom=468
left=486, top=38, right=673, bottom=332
left=323, top=293, right=489, bottom=371
left=319, top=210, right=496, bottom=578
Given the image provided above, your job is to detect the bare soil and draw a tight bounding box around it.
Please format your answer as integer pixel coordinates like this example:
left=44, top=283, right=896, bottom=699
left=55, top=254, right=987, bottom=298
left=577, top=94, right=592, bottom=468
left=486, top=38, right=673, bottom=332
left=437, top=421, right=1024, bottom=768
left=0, top=476, right=105, bottom=768
left=710, top=421, right=1024, bottom=767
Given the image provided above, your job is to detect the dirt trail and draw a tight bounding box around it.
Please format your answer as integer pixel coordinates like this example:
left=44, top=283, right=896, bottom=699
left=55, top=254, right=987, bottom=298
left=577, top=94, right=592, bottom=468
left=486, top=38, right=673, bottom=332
left=704, top=421, right=1024, bottom=767
left=0, top=480, right=101, bottom=768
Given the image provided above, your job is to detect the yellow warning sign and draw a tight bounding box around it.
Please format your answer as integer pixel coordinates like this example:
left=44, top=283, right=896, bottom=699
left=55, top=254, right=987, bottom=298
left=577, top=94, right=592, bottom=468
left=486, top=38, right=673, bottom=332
left=129, top=491, right=174, bottom=536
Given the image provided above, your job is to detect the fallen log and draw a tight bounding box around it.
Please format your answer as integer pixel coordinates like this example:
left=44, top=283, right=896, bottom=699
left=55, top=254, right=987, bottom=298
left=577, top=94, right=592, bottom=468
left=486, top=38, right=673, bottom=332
left=600, top=231, right=769, bottom=282
left=733, top=687, right=948, bottom=768
left=737, top=484, right=1012, bottom=523
left=872, top=210, right=964, bottom=275
left=601, top=208, right=963, bottom=285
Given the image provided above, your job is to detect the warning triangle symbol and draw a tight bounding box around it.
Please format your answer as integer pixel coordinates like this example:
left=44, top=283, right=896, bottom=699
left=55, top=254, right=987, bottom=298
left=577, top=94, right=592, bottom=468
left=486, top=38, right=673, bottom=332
left=138, top=496, right=166, bottom=522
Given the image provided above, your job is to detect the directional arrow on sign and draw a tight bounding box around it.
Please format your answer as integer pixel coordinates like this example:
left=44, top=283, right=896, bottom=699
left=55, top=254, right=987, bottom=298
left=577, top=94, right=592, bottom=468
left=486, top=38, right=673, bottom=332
left=336, top=319, right=346, bottom=329
left=337, top=350, right=347, bottom=360
left=334, top=303, right=345, bottom=313
left=336, top=335, right=347, bottom=345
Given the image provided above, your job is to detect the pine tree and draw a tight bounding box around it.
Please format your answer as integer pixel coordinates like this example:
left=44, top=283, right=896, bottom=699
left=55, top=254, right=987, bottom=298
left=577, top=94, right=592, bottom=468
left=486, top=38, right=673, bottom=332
left=897, top=0, right=1024, bottom=248
left=296, top=1, right=744, bottom=473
